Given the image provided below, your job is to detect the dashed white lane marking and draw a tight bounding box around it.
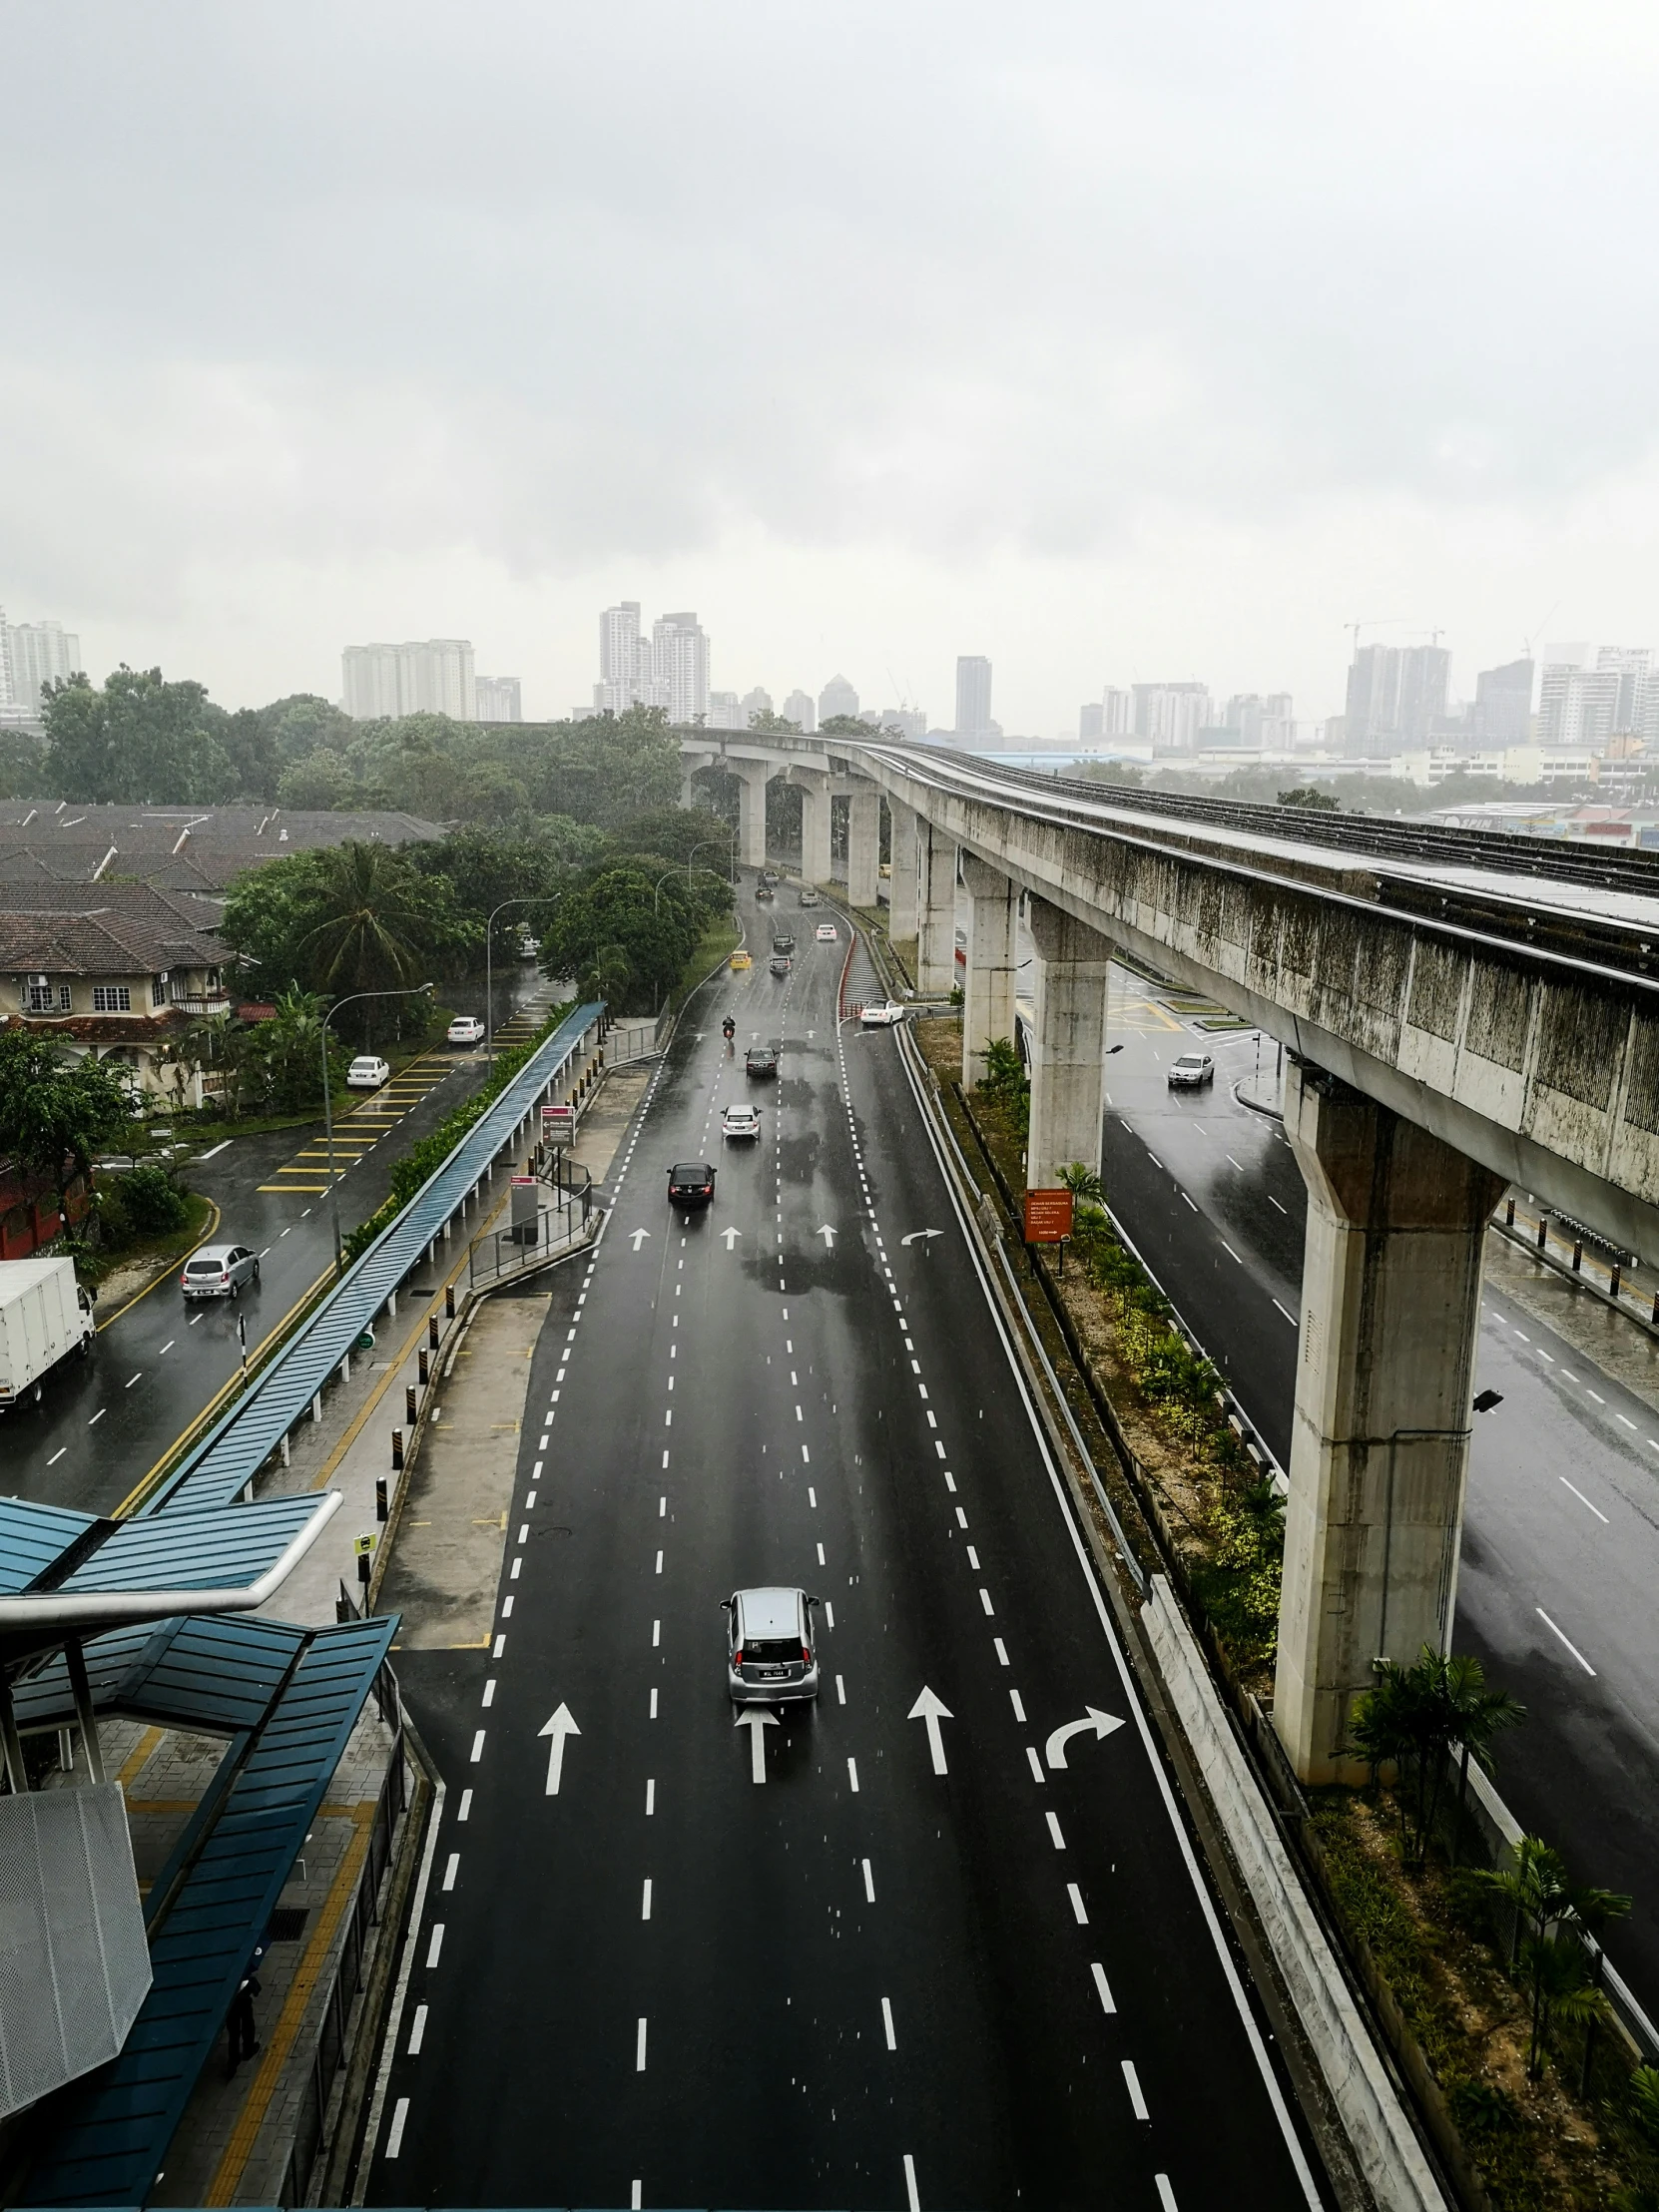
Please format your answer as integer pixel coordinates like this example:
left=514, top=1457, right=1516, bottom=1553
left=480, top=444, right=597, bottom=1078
left=1221, top=1241, right=1242, bottom=1264
left=47, top=1447, right=66, bottom=1466
left=636, top=2017, right=648, bottom=2070
left=442, top=1853, right=459, bottom=1889
left=1046, top=1811, right=1066, bottom=1849
left=425, top=1924, right=445, bottom=1966
left=1026, top=1747, right=1045, bottom=1785
left=1536, top=1607, right=1597, bottom=1676
left=1067, top=1882, right=1089, bottom=1925
left=642, top=1879, right=653, bottom=1921
left=1272, top=1299, right=1296, bottom=1324
left=979, top=1587, right=995, bottom=1615
left=407, top=2003, right=427, bottom=2053
left=481, top=1679, right=496, bottom=1706
left=847, top=1757, right=859, bottom=1792
left=385, top=2096, right=410, bottom=2157
left=1009, top=1687, right=1025, bottom=1720
left=1156, top=2178, right=1179, bottom=2211
left=1122, top=2059, right=1150, bottom=2120
left=469, top=1730, right=485, bottom=1762
left=458, top=1788, right=472, bottom=1820
left=650, top=1687, right=659, bottom=1718
left=881, top=1996, right=897, bottom=2050
left=1617, top=1413, right=1637, bottom=1429
left=903, top=2152, right=920, bottom=2212
left=993, top=1637, right=1009, bottom=1666
left=835, top=1674, right=846, bottom=1703
left=1091, top=1961, right=1117, bottom=2014
left=863, top=1858, right=875, bottom=1902
left=1560, top=1477, right=1610, bottom=1523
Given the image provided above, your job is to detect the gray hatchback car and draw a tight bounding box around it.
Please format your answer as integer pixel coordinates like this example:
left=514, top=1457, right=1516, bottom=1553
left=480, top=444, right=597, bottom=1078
left=182, top=1243, right=261, bottom=1299
left=725, top=1586, right=821, bottom=1705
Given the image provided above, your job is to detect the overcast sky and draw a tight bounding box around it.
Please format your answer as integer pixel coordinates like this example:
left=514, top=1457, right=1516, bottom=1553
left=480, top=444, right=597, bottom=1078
left=6, top=0, right=1659, bottom=734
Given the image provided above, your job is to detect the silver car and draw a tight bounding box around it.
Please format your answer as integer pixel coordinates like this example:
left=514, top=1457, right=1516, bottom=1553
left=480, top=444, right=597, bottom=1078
left=182, top=1243, right=261, bottom=1299
left=1167, top=1050, right=1215, bottom=1088
left=725, top=1586, right=821, bottom=1705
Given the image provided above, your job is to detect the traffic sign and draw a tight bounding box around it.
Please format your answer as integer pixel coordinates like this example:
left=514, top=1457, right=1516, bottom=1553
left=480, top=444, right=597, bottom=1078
left=1023, top=1188, right=1074, bottom=1244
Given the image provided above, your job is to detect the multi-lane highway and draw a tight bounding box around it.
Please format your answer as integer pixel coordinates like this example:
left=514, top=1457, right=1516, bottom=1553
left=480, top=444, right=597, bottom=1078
left=368, top=887, right=1326, bottom=2211
left=7, top=998, right=547, bottom=1521
left=1097, top=978, right=1659, bottom=2022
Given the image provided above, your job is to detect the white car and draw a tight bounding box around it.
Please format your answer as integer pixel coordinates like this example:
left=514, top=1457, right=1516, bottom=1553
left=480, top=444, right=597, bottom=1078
left=815, top=922, right=838, bottom=942
left=345, top=1054, right=391, bottom=1089
left=860, top=999, right=905, bottom=1027
left=722, top=1104, right=763, bottom=1141
left=1168, top=1051, right=1215, bottom=1088
left=446, top=1015, right=486, bottom=1046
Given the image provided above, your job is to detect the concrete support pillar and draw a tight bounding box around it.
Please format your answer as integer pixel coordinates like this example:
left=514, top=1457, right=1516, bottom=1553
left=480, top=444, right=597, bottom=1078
left=959, top=852, right=1019, bottom=1090
left=735, top=766, right=770, bottom=868
left=917, top=824, right=958, bottom=994
left=1025, top=897, right=1112, bottom=1190
left=1273, top=1064, right=1506, bottom=1784
left=797, top=773, right=832, bottom=885
left=846, top=787, right=880, bottom=909
left=885, top=801, right=919, bottom=942
left=680, top=773, right=699, bottom=810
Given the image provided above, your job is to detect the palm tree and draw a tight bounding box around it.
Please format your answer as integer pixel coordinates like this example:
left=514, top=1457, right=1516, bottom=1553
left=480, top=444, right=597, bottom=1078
left=1348, top=1645, right=1523, bottom=1868
left=1475, top=1836, right=1631, bottom=2077
left=293, top=843, right=462, bottom=1025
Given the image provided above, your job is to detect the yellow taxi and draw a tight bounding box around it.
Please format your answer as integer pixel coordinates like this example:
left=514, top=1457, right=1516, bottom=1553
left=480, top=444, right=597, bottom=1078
left=730, top=949, right=753, bottom=970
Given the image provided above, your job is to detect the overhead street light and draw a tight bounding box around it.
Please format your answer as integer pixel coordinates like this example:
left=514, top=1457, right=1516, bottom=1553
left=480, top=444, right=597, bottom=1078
left=321, top=982, right=435, bottom=1276
left=485, top=894, right=560, bottom=1067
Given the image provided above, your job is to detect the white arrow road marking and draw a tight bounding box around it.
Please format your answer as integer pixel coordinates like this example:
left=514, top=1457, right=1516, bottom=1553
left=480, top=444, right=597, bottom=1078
left=900, top=1228, right=944, bottom=1245
left=628, top=1227, right=652, bottom=1251
left=907, top=1685, right=953, bottom=1775
left=817, top=1224, right=837, bottom=1247
left=1044, top=1707, right=1127, bottom=1770
left=735, top=1706, right=780, bottom=1782
left=538, top=1702, right=581, bottom=1794
left=720, top=1225, right=743, bottom=1249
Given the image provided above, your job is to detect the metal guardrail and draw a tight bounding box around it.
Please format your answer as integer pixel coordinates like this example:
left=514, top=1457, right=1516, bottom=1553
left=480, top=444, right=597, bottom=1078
left=147, top=1001, right=604, bottom=1517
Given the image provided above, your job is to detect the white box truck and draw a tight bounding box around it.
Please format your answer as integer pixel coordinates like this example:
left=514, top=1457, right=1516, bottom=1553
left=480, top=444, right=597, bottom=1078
left=0, top=1256, right=95, bottom=1410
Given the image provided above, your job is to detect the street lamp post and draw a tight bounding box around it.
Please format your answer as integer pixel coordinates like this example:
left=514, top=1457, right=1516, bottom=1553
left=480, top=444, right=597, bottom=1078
left=321, top=982, right=435, bottom=1275
left=485, top=895, right=558, bottom=1067
left=651, top=869, right=678, bottom=918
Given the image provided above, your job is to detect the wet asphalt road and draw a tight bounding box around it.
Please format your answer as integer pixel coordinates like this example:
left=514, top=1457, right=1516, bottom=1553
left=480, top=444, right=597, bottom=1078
left=5, top=985, right=545, bottom=1519
left=369, top=887, right=1326, bottom=2212
left=1098, top=988, right=1659, bottom=2028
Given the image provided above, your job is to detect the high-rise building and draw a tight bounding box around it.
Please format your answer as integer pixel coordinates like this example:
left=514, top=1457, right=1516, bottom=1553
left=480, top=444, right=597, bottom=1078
left=4, top=618, right=82, bottom=715
left=596, top=602, right=645, bottom=712
left=342, top=639, right=476, bottom=721
left=740, top=687, right=774, bottom=725
left=955, top=656, right=992, bottom=739
left=1469, top=660, right=1534, bottom=749
left=819, top=674, right=858, bottom=723
left=874, top=708, right=927, bottom=741
left=653, top=613, right=711, bottom=724
left=1538, top=661, right=1624, bottom=749
left=782, top=689, right=817, bottom=733
left=1344, top=644, right=1449, bottom=754
left=1080, top=703, right=1103, bottom=741
left=708, top=691, right=744, bottom=730
left=1223, top=693, right=1296, bottom=749
left=1133, top=682, right=1211, bottom=752
left=475, top=676, right=522, bottom=723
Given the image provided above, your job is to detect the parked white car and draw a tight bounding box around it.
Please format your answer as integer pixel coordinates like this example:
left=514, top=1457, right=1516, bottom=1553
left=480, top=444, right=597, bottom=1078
left=345, top=1055, right=391, bottom=1089
left=860, top=1000, right=906, bottom=1027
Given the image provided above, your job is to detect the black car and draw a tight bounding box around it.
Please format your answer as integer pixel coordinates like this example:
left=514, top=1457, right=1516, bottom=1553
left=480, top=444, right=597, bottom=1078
left=772, top=933, right=796, bottom=954
left=746, top=1045, right=779, bottom=1077
left=769, top=954, right=792, bottom=975
left=667, top=1161, right=717, bottom=1209
left=755, top=884, right=774, bottom=901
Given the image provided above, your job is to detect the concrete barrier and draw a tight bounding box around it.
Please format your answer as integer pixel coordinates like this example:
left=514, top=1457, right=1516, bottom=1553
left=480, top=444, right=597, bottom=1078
left=1142, top=1575, right=1448, bottom=2212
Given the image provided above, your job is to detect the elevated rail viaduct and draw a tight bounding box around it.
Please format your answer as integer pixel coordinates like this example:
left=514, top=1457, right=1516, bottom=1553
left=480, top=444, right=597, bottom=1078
left=684, top=731, right=1659, bottom=1782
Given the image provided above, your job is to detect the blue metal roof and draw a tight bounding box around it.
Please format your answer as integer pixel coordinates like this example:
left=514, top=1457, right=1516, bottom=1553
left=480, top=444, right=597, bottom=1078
left=20, top=1614, right=397, bottom=2209
left=0, top=1498, right=97, bottom=1593
left=55, top=1495, right=325, bottom=1594
left=150, top=1000, right=603, bottom=1518
left=10, top=1615, right=315, bottom=1739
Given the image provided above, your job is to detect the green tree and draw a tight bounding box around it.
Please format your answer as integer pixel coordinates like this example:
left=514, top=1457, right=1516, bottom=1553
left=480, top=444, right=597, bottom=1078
left=0, top=729, right=48, bottom=801
left=527, top=707, right=683, bottom=827
left=539, top=862, right=703, bottom=1012
left=277, top=748, right=358, bottom=809
left=1473, top=1836, right=1630, bottom=2077
left=1349, top=1645, right=1524, bottom=1869
left=1277, top=787, right=1340, bottom=811
left=0, top=1031, right=134, bottom=1223
left=606, top=806, right=736, bottom=866
left=41, top=666, right=235, bottom=803
left=748, top=709, right=803, bottom=734
left=976, top=1035, right=1030, bottom=1135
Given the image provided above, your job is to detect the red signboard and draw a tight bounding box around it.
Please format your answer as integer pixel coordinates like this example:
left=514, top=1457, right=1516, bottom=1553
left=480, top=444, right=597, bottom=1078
left=1023, top=1187, right=1074, bottom=1244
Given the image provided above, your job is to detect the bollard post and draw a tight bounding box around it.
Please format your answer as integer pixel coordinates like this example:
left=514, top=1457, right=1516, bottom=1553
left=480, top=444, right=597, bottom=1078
left=1505, top=1197, right=1515, bottom=1227
left=357, top=1549, right=371, bottom=1590
left=418, top=1349, right=430, bottom=1385
left=1536, top=1215, right=1548, bottom=1251
left=312, top=1392, right=323, bottom=1423
left=1573, top=1241, right=1583, bottom=1272
left=1611, top=1262, right=1622, bottom=1300
left=445, top=1284, right=455, bottom=1320
left=406, top=1383, right=417, bottom=1424
left=387, top=1289, right=398, bottom=1319
left=340, top=1352, right=351, bottom=1382
left=375, top=1476, right=388, bottom=1522
left=428, top=1316, right=440, bottom=1352
left=392, top=1428, right=404, bottom=1469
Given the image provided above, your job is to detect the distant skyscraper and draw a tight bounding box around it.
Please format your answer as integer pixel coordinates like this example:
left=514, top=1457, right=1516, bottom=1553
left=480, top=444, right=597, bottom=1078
left=740, top=687, right=774, bottom=725
left=597, top=602, right=645, bottom=712
left=653, top=613, right=711, bottom=724
left=1538, top=661, right=1623, bottom=749
left=4, top=618, right=82, bottom=715
left=1469, top=659, right=1534, bottom=748
left=342, top=639, right=476, bottom=721
left=876, top=707, right=927, bottom=741
left=1101, top=688, right=1133, bottom=737
left=819, top=674, right=859, bottom=723
left=708, top=691, right=744, bottom=730
left=1079, top=703, right=1103, bottom=741
left=475, top=675, right=522, bottom=723
left=1132, top=683, right=1211, bottom=752
left=1223, top=692, right=1296, bottom=749
left=1344, top=643, right=1448, bottom=754
left=955, top=657, right=992, bottom=739
left=782, top=689, right=817, bottom=732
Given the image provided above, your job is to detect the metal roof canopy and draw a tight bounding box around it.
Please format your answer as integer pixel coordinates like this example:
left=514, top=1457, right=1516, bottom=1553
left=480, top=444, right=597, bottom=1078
left=19, top=1614, right=397, bottom=2210
left=9, top=1613, right=320, bottom=1740
left=152, top=999, right=603, bottom=1518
